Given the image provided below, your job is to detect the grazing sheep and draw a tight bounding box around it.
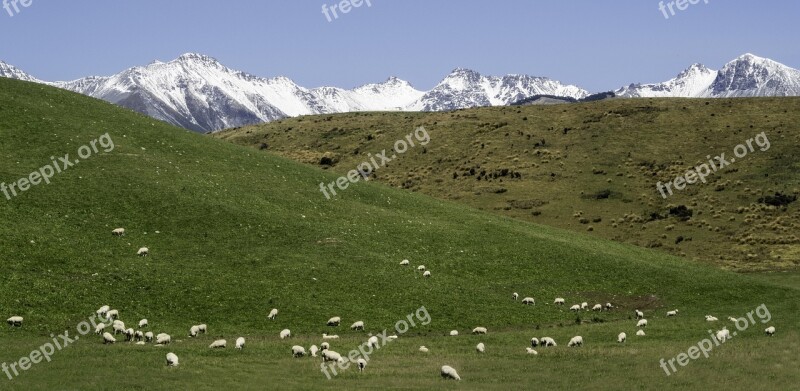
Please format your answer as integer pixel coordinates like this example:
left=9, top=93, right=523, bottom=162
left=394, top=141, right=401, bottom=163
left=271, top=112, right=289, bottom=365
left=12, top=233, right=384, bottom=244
left=472, top=327, right=487, bottom=335
left=291, top=345, right=306, bottom=357
left=419, top=346, right=429, bottom=353
left=581, top=302, right=589, bottom=310
left=310, top=345, right=319, bottom=357
left=351, top=321, right=365, bottom=331
left=321, top=342, right=330, bottom=351
left=605, top=303, right=613, bottom=310
left=189, top=325, right=200, bottom=337
left=137, top=247, right=149, bottom=256
left=112, top=320, right=125, bottom=328
left=667, top=310, right=679, bottom=317
left=138, top=319, right=148, bottom=328
left=209, top=339, right=227, bottom=349
left=417, top=265, right=426, bottom=272
left=368, top=336, right=379, bottom=348
left=280, top=329, right=291, bottom=339
left=728, top=316, right=738, bottom=322
left=94, top=323, right=106, bottom=334
left=165, top=352, right=178, bottom=367
left=106, top=310, right=119, bottom=320
left=705, top=315, right=719, bottom=322
left=357, top=358, right=367, bottom=373
left=512, top=292, right=519, bottom=301
left=400, top=259, right=410, bottom=266
left=449, top=330, right=459, bottom=336
left=96, top=305, right=110, bottom=317
left=235, top=337, right=245, bottom=349
left=268, top=308, right=278, bottom=320
left=530, top=337, right=539, bottom=347
left=637, top=319, right=648, bottom=328
left=540, top=337, right=556, bottom=347
left=112, top=323, right=126, bottom=335
left=554, top=298, right=565, bottom=305
left=618, top=332, right=626, bottom=343
left=634, top=310, right=644, bottom=319
left=102, top=332, right=116, bottom=344
left=716, top=328, right=731, bottom=342
left=636, top=330, right=646, bottom=337
left=522, top=297, right=535, bottom=305
left=124, top=329, right=134, bottom=342
left=592, top=304, right=602, bottom=311
left=198, top=324, right=207, bottom=334
left=423, top=270, right=431, bottom=278
left=134, top=330, right=144, bottom=342
left=388, top=335, right=398, bottom=340
left=476, top=342, right=485, bottom=353
left=156, top=333, right=171, bottom=345
left=144, top=332, right=154, bottom=342
left=441, top=365, right=461, bottom=381
left=570, top=304, right=581, bottom=312
left=568, top=336, right=583, bottom=347
left=322, top=333, right=339, bottom=340
left=526, top=347, right=538, bottom=355
left=765, top=326, right=776, bottom=336
left=322, top=350, right=344, bottom=363
left=327, top=317, right=341, bottom=327
left=112, top=228, right=126, bottom=236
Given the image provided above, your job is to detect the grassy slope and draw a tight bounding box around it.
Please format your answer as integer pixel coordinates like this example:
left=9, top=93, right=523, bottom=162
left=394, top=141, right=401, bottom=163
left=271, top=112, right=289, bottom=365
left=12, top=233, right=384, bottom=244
left=217, top=98, right=800, bottom=272
left=0, top=78, right=797, bottom=390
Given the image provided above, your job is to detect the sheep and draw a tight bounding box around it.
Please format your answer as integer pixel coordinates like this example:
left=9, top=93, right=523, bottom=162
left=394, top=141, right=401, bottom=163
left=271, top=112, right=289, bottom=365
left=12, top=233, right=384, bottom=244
left=727, top=316, right=738, bottom=322
left=540, top=337, right=556, bottom=347
left=570, top=304, right=581, bottom=312
left=705, top=315, right=719, bottom=322
left=280, top=329, right=291, bottom=339
left=112, top=319, right=125, bottom=328
left=568, top=336, right=583, bottom=347
left=526, top=347, right=538, bottom=355
left=138, top=319, right=148, bottom=328
left=716, top=328, right=731, bottom=342
left=144, top=332, right=154, bottom=342
left=235, top=337, right=245, bottom=349
left=310, top=345, right=319, bottom=357
left=96, top=305, right=110, bottom=317
left=112, top=228, right=126, bottom=236
left=134, top=330, right=144, bottom=342
left=530, top=337, right=539, bottom=347
left=605, top=302, right=613, bottom=310
left=388, top=335, right=398, bottom=340
left=592, top=304, right=602, bottom=311
left=112, top=323, right=126, bottom=335
left=357, top=358, right=367, bottom=372
left=423, top=271, right=431, bottom=278
left=476, top=342, right=485, bottom=353
left=581, top=302, right=589, bottom=310
left=291, top=345, right=306, bottom=357
left=322, top=350, right=344, bottom=363
left=417, top=265, right=426, bottom=272
left=400, top=259, right=410, bottom=266
left=106, top=310, right=119, bottom=320
left=667, top=310, right=679, bottom=317
left=512, top=292, right=519, bottom=301
left=322, top=333, right=339, bottom=339
left=156, top=333, right=171, bottom=345
left=94, top=323, right=106, bottom=334
left=137, top=247, right=149, bottom=256
left=189, top=325, right=200, bottom=337
left=320, top=342, right=330, bottom=351
left=449, top=330, right=459, bottom=336
left=419, top=346, right=429, bottom=353
left=209, top=339, right=227, bottom=348
left=634, top=310, right=644, bottom=319
left=472, top=327, right=487, bottom=335
left=198, top=324, right=207, bottom=334
left=618, top=332, right=626, bottom=343
left=327, top=317, right=341, bottom=327
left=365, top=335, right=379, bottom=348
left=522, top=297, right=535, bottom=305
left=636, top=330, right=646, bottom=336
left=102, top=332, right=116, bottom=344
left=765, top=326, right=776, bottom=336
left=165, top=352, right=179, bottom=367
left=440, top=365, right=461, bottom=381
left=554, top=298, right=565, bottom=305
left=351, top=321, right=365, bottom=331
left=124, top=328, right=134, bottom=342
left=637, top=319, right=648, bottom=328
left=135, top=341, right=146, bottom=345
left=268, top=308, right=278, bottom=320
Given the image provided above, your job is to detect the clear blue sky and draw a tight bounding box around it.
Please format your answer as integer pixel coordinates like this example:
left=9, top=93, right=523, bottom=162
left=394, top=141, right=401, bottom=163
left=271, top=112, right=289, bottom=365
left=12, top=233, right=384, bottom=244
left=1, top=0, right=797, bottom=92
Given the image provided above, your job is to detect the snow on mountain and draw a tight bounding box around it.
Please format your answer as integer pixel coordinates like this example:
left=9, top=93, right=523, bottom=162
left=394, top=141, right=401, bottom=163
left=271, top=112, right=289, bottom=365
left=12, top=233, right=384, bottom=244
left=0, top=61, right=42, bottom=83
left=615, top=63, right=718, bottom=98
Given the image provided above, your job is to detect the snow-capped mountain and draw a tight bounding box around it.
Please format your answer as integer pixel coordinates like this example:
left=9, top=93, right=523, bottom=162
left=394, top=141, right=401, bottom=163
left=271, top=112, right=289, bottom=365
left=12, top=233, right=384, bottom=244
left=0, top=61, right=42, bottom=83
left=615, top=54, right=800, bottom=98
left=408, top=68, right=588, bottom=111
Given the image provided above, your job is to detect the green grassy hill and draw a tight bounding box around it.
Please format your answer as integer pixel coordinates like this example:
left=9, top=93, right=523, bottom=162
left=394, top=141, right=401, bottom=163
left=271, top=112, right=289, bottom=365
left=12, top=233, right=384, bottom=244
left=1, top=78, right=798, bottom=390
left=217, top=98, right=800, bottom=272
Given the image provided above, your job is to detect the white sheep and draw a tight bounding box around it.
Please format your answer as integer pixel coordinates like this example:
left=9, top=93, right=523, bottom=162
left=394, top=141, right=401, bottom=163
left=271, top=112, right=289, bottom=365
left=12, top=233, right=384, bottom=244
left=512, top=292, right=519, bottom=301
left=112, top=320, right=125, bottom=328
left=618, top=332, right=626, bottom=343
left=388, top=335, right=398, bottom=340
left=327, top=317, right=341, bottom=326
left=102, top=332, right=116, bottom=344
left=423, top=270, right=431, bottom=278
left=581, top=302, right=589, bottom=310
left=419, top=346, right=429, bottom=353
left=106, top=310, right=119, bottom=320
left=124, top=328, right=134, bottom=342
left=165, top=352, right=178, bottom=367
left=292, top=345, right=306, bottom=357
left=268, top=308, right=278, bottom=320
left=605, top=303, right=613, bottom=310
left=472, top=327, right=487, bottom=335
left=322, top=350, right=344, bottom=363
left=667, top=310, right=678, bottom=317
left=96, top=305, right=110, bottom=317
left=322, top=333, right=339, bottom=339
left=112, top=228, right=125, bottom=236
left=541, top=337, right=556, bottom=347
left=94, top=323, right=106, bottom=334
left=189, top=325, right=200, bottom=337
left=400, top=259, right=410, bottom=266
left=209, top=339, right=227, bottom=348
left=112, top=323, right=126, bottom=335
left=198, top=324, right=207, bottom=334
left=417, top=265, right=426, bottom=272
left=727, top=316, right=738, bottom=322
left=705, top=315, right=719, bottom=322
left=449, top=330, right=459, bottom=336
left=637, top=319, right=648, bottom=328
left=137, top=247, right=149, bottom=256
left=441, top=365, right=461, bottom=380
left=568, top=336, right=583, bottom=347
left=368, top=335, right=379, bottom=348
left=592, top=304, right=602, bottom=311
left=716, top=328, right=731, bottom=342
left=522, top=297, right=535, bottom=305
left=235, top=337, right=245, bottom=349
left=134, top=330, right=144, bottom=342
left=280, top=329, right=291, bottom=339
left=351, top=321, right=365, bottom=331
left=636, top=330, right=646, bottom=336
left=765, top=326, right=776, bottom=336
left=156, top=333, right=171, bottom=345
left=135, top=341, right=146, bottom=345
left=526, top=347, right=538, bottom=355
left=476, top=342, right=485, bottom=353
left=310, top=345, right=319, bottom=357
left=530, top=337, right=539, bottom=347
left=144, top=332, right=154, bottom=342
left=570, top=304, right=581, bottom=311
left=321, top=342, right=330, bottom=351
left=357, top=358, right=367, bottom=372
left=138, top=319, right=148, bottom=328
left=554, top=298, right=565, bottom=305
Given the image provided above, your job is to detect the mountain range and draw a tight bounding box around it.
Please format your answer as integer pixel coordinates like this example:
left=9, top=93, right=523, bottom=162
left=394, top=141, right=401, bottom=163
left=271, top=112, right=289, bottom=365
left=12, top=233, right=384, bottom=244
left=1, top=53, right=798, bottom=132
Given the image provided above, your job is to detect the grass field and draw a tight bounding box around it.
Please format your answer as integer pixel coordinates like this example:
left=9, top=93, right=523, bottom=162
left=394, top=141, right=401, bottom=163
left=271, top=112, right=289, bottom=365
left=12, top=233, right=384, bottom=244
left=0, top=78, right=798, bottom=390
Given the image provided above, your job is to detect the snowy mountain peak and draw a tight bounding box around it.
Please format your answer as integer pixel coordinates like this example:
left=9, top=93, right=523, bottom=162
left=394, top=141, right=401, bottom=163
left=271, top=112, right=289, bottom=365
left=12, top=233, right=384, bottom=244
left=710, top=54, right=800, bottom=97
left=0, top=61, right=40, bottom=83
